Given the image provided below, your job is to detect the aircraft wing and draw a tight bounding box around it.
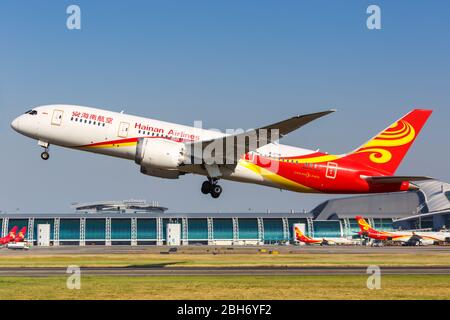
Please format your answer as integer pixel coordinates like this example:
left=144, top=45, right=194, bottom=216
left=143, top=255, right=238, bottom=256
left=185, top=110, right=335, bottom=167
left=363, top=176, right=434, bottom=184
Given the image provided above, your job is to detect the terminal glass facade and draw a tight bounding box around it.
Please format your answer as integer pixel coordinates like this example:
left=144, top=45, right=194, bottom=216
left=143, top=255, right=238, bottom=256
left=60, top=219, right=80, bottom=241
left=238, top=218, right=259, bottom=240
left=137, top=218, right=156, bottom=240
left=188, top=219, right=208, bottom=241
left=263, top=218, right=285, bottom=242
left=0, top=215, right=405, bottom=245
left=111, top=219, right=131, bottom=240
left=313, top=221, right=341, bottom=237
left=85, top=219, right=106, bottom=240
left=213, top=218, right=233, bottom=240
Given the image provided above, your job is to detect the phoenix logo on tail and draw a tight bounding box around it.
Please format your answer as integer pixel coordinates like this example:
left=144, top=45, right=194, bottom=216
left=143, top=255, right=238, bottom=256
left=14, top=227, right=27, bottom=243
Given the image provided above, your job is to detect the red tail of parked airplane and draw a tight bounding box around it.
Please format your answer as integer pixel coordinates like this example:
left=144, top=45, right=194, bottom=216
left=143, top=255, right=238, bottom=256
left=355, top=216, right=377, bottom=235
left=14, top=227, right=27, bottom=243
left=294, top=226, right=322, bottom=244
left=355, top=216, right=402, bottom=241
left=0, top=226, right=18, bottom=245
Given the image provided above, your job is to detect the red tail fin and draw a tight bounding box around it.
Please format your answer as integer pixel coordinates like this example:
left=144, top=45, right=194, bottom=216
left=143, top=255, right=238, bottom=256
left=355, top=216, right=376, bottom=234
left=8, top=226, right=18, bottom=238
left=294, top=226, right=311, bottom=242
left=342, top=109, right=432, bottom=175
left=14, top=227, right=27, bottom=242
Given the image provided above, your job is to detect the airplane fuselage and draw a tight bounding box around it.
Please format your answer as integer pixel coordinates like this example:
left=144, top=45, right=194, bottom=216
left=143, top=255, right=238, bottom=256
left=11, top=105, right=428, bottom=196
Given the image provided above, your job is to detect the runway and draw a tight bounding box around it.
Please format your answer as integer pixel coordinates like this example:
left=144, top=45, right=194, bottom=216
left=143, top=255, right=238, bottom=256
left=1, top=266, right=450, bottom=277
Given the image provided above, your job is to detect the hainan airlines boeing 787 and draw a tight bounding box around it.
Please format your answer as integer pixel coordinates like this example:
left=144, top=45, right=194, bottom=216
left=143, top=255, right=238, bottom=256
left=11, top=105, right=432, bottom=198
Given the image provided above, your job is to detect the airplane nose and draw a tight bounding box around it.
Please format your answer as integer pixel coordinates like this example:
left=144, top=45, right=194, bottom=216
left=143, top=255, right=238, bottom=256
left=11, top=117, right=21, bottom=132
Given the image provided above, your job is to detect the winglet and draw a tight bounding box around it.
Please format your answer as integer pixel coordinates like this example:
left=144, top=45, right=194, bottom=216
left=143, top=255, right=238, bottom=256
left=262, top=109, right=336, bottom=138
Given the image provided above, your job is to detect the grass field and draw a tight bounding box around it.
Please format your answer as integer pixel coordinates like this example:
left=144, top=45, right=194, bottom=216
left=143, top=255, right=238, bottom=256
left=0, top=275, right=449, bottom=300
left=1, top=251, right=449, bottom=299
left=1, top=253, right=450, bottom=268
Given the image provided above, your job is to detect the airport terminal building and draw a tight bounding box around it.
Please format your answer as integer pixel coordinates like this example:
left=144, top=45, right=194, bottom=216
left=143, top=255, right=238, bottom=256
left=1, top=180, right=450, bottom=246
left=0, top=210, right=393, bottom=246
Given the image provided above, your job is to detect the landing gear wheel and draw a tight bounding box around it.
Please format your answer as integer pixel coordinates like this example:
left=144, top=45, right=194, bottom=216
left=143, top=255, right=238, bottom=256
left=41, top=151, right=50, bottom=161
left=201, top=181, right=212, bottom=194
left=210, top=185, right=222, bottom=199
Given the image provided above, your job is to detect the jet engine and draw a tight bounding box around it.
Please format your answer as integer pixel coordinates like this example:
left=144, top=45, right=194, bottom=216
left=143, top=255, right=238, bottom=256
left=135, top=138, right=186, bottom=179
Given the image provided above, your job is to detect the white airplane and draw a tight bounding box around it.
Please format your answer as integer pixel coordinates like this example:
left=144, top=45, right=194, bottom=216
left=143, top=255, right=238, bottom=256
left=11, top=105, right=432, bottom=198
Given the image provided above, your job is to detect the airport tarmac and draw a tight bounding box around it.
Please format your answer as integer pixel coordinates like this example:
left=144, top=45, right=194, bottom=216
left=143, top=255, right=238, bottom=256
left=1, top=266, right=450, bottom=277
left=1, top=245, right=450, bottom=255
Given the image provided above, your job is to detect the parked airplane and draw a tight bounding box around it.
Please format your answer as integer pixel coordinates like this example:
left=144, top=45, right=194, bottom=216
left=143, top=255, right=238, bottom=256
left=0, top=226, right=18, bottom=246
left=11, top=105, right=432, bottom=198
left=294, top=225, right=355, bottom=245
left=13, top=227, right=27, bottom=243
left=6, top=227, right=29, bottom=250
left=355, top=216, right=450, bottom=245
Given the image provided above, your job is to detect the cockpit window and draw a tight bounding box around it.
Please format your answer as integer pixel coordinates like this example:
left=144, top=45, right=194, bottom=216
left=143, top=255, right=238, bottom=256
left=24, top=110, right=37, bottom=115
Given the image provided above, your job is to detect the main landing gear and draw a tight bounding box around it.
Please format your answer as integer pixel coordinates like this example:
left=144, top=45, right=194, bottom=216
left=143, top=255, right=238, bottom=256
left=201, top=178, right=223, bottom=199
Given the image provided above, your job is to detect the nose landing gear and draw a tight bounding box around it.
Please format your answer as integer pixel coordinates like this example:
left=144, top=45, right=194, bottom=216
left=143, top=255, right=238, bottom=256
left=201, top=178, right=223, bottom=198
left=38, top=141, right=50, bottom=161
left=41, top=151, right=50, bottom=161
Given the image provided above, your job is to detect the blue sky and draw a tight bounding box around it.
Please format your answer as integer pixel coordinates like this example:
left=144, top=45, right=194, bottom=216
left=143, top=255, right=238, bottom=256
left=0, top=0, right=449, bottom=213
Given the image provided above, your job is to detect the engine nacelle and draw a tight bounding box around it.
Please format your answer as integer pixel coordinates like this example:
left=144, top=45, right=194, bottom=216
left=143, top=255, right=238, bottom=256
left=140, top=166, right=181, bottom=179
left=135, top=138, right=186, bottom=170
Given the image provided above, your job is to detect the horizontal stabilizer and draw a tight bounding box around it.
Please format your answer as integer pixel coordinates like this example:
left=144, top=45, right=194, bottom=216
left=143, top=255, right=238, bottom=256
left=363, top=176, right=434, bottom=184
